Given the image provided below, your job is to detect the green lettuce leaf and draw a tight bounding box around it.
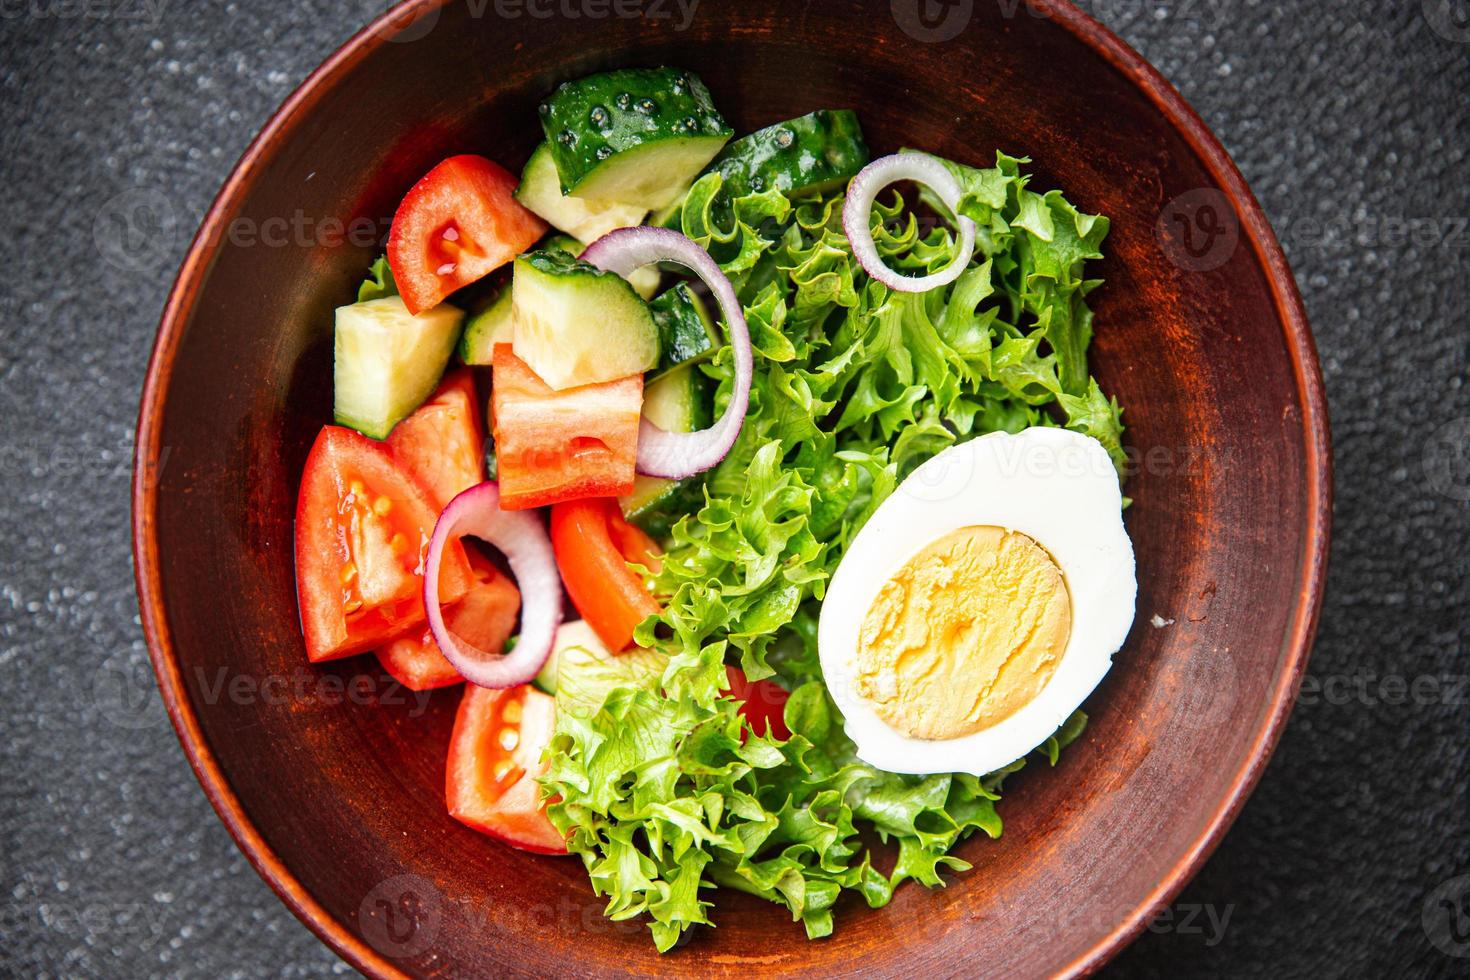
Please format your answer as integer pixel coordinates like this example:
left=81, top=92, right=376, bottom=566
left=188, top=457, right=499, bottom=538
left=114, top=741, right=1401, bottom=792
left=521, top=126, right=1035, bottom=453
left=357, top=254, right=397, bottom=302
left=542, top=149, right=1117, bottom=950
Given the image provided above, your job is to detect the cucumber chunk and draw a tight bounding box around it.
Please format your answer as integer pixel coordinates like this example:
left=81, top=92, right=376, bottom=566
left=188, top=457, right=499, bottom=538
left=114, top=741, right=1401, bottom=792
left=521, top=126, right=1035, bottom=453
left=544, top=231, right=661, bottom=300
left=648, top=198, right=683, bottom=230
left=619, top=364, right=709, bottom=536
left=457, top=285, right=512, bottom=365
left=516, top=142, right=649, bottom=244
left=706, top=109, right=869, bottom=199
left=649, top=282, right=720, bottom=371
left=539, top=68, right=732, bottom=209
left=511, top=248, right=658, bottom=389
left=644, top=362, right=711, bottom=431
left=334, top=295, right=462, bottom=439
left=621, top=474, right=705, bottom=540
left=542, top=232, right=582, bottom=253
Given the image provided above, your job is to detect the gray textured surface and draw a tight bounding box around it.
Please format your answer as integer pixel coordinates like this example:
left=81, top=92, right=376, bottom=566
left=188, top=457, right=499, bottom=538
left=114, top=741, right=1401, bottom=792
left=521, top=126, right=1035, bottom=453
left=2, top=1, right=1468, bottom=976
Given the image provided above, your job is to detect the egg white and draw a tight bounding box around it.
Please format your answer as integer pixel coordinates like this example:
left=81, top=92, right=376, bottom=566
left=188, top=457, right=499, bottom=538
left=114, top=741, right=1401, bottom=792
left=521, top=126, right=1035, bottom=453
left=818, top=426, right=1136, bottom=776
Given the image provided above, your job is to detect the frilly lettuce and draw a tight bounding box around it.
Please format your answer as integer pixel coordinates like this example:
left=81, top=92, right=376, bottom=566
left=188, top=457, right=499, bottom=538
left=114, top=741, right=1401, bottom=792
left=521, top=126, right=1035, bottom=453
left=542, top=153, right=1117, bottom=950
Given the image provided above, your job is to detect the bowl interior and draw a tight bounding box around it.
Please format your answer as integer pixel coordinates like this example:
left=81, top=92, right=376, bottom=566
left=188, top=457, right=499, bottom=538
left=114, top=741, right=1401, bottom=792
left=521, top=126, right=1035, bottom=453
left=137, top=1, right=1325, bottom=975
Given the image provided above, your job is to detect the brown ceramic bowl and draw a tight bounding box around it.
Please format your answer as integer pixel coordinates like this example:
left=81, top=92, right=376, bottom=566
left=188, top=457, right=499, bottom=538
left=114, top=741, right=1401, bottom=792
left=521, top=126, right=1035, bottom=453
left=133, top=0, right=1330, bottom=975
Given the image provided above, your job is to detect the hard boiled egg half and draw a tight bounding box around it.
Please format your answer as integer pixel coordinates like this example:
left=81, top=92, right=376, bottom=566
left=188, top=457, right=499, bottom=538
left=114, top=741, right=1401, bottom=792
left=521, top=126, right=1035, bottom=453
left=818, top=427, right=1136, bottom=776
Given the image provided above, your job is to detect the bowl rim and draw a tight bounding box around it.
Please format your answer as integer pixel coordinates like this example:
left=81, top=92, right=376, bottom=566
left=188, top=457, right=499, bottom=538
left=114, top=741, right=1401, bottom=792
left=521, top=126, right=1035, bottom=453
left=131, top=1, right=1332, bottom=975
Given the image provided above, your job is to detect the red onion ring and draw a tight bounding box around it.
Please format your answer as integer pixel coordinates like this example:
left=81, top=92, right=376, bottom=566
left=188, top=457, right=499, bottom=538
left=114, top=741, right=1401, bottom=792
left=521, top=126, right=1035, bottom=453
left=841, top=153, right=977, bottom=293
left=580, top=227, right=752, bottom=479
left=423, top=481, right=562, bottom=688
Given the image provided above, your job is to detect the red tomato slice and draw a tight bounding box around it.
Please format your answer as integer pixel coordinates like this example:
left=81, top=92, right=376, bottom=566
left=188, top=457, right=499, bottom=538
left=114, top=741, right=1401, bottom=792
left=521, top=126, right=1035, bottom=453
left=385, top=367, right=484, bottom=508
left=491, top=344, right=642, bottom=510
left=295, top=426, right=474, bottom=662
left=377, top=553, right=520, bottom=691
left=446, top=684, right=566, bottom=854
left=550, top=498, right=661, bottom=652
left=388, top=155, right=546, bottom=315
left=726, top=665, right=792, bottom=740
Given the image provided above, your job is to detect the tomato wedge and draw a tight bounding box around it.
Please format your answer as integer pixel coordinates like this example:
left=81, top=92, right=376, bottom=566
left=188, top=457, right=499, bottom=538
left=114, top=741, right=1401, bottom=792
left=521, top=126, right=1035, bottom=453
left=491, top=344, right=642, bottom=510
left=377, top=369, right=512, bottom=689
left=446, top=684, right=566, bottom=854
left=295, top=426, right=474, bottom=662
left=378, top=553, right=520, bottom=690
left=726, top=665, right=792, bottom=740
left=384, top=367, right=483, bottom=507
left=550, top=498, right=661, bottom=652
left=388, top=155, right=546, bottom=315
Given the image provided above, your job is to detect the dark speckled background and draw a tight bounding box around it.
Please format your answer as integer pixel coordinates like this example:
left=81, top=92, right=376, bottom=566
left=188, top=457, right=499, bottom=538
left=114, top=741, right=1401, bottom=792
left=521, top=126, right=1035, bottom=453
left=2, top=0, right=1468, bottom=976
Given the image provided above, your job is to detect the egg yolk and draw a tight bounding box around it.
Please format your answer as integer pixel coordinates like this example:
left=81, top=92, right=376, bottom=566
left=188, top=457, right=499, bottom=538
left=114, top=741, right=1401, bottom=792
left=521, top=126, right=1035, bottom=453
left=853, top=526, right=1072, bottom=741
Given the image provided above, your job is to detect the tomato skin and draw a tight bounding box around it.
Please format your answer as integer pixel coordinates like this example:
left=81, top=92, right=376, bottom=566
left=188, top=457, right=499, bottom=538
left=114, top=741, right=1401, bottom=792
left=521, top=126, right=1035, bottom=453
left=375, top=369, right=500, bottom=687
left=491, top=344, right=642, bottom=510
left=388, top=155, right=546, bottom=315
left=377, top=554, right=519, bottom=690
left=384, top=368, right=483, bottom=507
left=550, top=498, right=661, bottom=652
left=726, top=666, right=791, bottom=740
left=295, top=426, right=474, bottom=662
left=446, top=684, right=566, bottom=854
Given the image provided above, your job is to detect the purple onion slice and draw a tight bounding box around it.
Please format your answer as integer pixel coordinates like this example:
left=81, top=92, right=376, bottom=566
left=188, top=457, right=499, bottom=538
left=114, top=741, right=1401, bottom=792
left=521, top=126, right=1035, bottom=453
left=423, top=481, right=562, bottom=688
left=581, top=227, right=753, bottom=479
left=842, top=153, right=977, bottom=293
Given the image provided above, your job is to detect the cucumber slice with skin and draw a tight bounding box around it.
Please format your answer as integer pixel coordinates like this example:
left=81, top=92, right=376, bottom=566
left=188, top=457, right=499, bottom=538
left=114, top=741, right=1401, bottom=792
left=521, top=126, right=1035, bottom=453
left=467, top=237, right=656, bottom=367
left=649, top=282, right=720, bottom=372
left=619, top=364, right=709, bottom=536
left=510, top=248, right=658, bottom=390
left=457, top=285, right=512, bottom=365
left=334, top=295, right=462, bottom=439
left=516, top=142, right=649, bottom=244
left=539, top=68, right=733, bottom=209
left=544, top=232, right=660, bottom=300
left=706, top=110, right=870, bottom=199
